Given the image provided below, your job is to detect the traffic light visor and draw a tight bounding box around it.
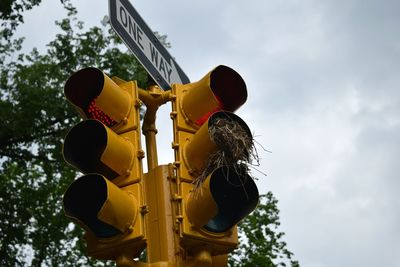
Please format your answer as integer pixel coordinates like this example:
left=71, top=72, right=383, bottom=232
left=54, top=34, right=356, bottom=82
left=63, top=174, right=137, bottom=238
left=63, top=119, right=135, bottom=180
left=205, top=166, right=259, bottom=232
left=64, top=67, right=131, bottom=127
left=180, top=65, right=247, bottom=126
left=186, top=166, right=259, bottom=233
left=209, top=65, right=247, bottom=111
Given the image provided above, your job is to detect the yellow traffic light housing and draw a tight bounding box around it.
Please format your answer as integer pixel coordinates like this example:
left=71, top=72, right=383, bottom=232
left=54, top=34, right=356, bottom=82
left=60, top=65, right=259, bottom=266
left=63, top=174, right=145, bottom=260
left=62, top=67, right=145, bottom=260
left=170, top=65, right=259, bottom=258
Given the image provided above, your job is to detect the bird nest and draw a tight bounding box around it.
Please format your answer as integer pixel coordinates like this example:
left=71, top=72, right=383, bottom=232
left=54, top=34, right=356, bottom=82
left=193, top=115, right=258, bottom=191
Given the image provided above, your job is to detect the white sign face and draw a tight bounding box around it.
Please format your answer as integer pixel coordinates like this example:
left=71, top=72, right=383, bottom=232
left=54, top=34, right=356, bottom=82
left=109, top=0, right=190, bottom=90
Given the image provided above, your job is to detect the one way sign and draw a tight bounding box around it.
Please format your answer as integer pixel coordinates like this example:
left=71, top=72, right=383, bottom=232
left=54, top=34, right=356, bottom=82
left=109, top=0, right=190, bottom=90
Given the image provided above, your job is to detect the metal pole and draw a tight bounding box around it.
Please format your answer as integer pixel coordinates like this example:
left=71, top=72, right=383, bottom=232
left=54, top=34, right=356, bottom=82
left=139, top=83, right=171, bottom=171
left=138, top=83, right=176, bottom=265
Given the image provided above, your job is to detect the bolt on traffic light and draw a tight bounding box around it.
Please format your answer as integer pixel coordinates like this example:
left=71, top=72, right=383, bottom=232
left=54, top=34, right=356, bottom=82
left=170, top=65, right=259, bottom=257
left=62, top=67, right=145, bottom=260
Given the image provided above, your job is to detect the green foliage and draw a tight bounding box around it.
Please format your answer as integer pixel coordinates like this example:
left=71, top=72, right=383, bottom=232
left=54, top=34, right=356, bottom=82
left=0, top=7, right=147, bottom=266
left=229, top=193, right=300, bottom=267
left=0, top=0, right=71, bottom=40
left=0, top=0, right=43, bottom=20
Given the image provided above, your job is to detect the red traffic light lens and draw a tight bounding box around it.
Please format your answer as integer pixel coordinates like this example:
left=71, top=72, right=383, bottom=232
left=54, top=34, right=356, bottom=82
left=87, top=98, right=117, bottom=127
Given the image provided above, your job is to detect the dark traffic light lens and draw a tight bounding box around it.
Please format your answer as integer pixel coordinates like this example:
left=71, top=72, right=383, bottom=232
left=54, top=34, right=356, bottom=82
left=204, top=166, right=259, bottom=233
left=63, top=119, right=119, bottom=180
left=63, top=174, right=121, bottom=238
left=209, top=65, right=247, bottom=112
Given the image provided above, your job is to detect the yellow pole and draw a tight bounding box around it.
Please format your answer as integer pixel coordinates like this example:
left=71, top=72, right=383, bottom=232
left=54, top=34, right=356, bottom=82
left=139, top=85, right=171, bottom=171
left=143, top=118, right=158, bottom=171
left=143, top=165, right=177, bottom=264
left=138, top=85, right=176, bottom=265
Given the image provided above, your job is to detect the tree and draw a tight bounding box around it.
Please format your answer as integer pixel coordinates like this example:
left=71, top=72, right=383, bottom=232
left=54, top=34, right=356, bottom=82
left=0, top=0, right=63, bottom=40
left=0, top=4, right=147, bottom=266
left=229, top=193, right=300, bottom=267
left=0, top=2, right=299, bottom=266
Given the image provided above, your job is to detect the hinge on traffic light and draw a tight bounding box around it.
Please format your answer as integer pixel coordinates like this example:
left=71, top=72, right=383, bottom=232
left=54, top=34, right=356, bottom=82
left=173, top=194, right=183, bottom=202
left=140, top=205, right=149, bottom=215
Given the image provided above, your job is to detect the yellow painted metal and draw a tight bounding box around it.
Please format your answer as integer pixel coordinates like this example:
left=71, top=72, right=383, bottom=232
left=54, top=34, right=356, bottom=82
left=138, top=85, right=171, bottom=171
left=116, top=255, right=176, bottom=267
left=63, top=69, right=147, bottom=261
left=189, top=250, right=212, bottom=267
left=100, top=126, right=135, bottom=178
left=97, top=178, right=137, bottom=233
left=178, top=182, right=239, bottom=255
left=211, top=255, right=228, bottom=267
left=173, top=131, right=197, bottom=182
left=112, top=80, right=141, bottom=134
left=185, top=176, right=218, bottom=228
left=169, top=76, right=239, bottom=258
left=64, top=65, right=251, bottom=266
left=172, top=82, right=215, bottom=134
left=135, top=85, right=181, bottom=264
left=183, top=119, right=217, bottom=176
left=144, top=129, right=159, bottom=171
left=179, top=75, right=220, bottom=127
left=64, top=68, right=134, bottom=128
left=143, top=165, right=177, bottom=263
left=63, top=74, right=143, bottom=186
left=96, top=73, right=132, bottom=123
left=171, top=65, right=247, bottom=133
left=104, top=80, right=144, bottom=186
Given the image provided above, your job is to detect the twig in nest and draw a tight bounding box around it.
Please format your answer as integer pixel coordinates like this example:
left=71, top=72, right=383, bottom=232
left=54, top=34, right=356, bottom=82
left=193, top=116, right=258, bottom=193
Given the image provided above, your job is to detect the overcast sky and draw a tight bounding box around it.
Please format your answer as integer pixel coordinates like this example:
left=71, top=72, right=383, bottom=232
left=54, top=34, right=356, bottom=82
left=15, top=0, right=400, bottom=266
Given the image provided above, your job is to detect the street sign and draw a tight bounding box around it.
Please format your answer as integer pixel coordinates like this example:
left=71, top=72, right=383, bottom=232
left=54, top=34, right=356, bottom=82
left=109, top=0, right=190, bottom=90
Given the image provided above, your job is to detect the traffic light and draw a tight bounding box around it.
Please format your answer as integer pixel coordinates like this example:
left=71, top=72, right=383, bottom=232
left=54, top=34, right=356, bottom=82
left=170, top=65, right=259, bottom=258
left=62, top=67, right=146, bottom=260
